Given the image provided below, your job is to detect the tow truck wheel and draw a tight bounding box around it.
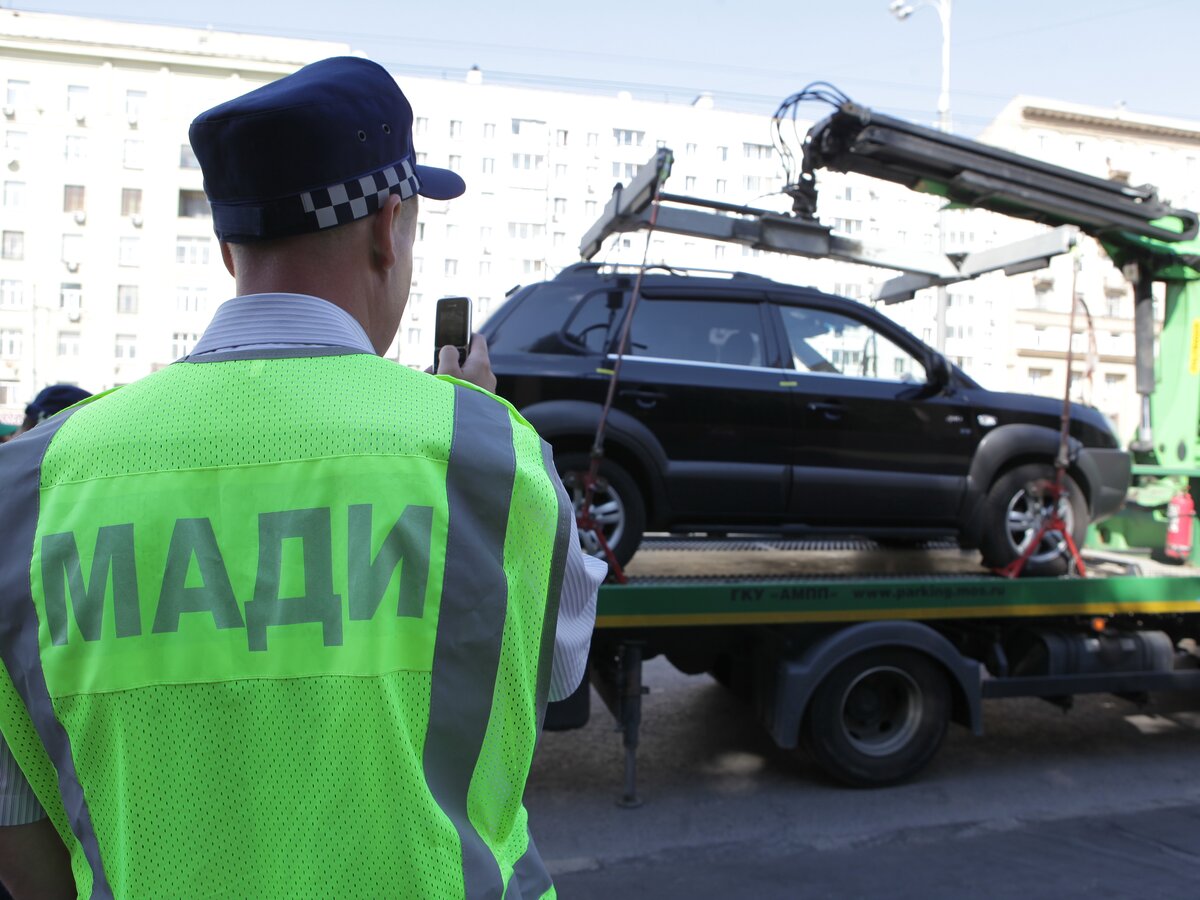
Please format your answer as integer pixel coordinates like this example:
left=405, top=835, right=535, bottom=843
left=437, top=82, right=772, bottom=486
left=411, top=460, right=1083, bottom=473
left=803, top=648, right=950, bottom=787
left=556, top=452, right=646, bottom=568
left=979, top=463, right=1087, bottom=577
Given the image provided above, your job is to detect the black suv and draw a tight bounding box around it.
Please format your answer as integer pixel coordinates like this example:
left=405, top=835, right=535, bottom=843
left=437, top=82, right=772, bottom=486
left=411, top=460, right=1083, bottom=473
left=481, top=264, right=1130, bottom=575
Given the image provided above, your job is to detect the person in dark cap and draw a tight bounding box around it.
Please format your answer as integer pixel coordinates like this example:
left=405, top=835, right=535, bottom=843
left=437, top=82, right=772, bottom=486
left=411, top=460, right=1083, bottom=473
left=13, top=384, right=92, bottom=438
left=0, top=56, right=601, bottom=899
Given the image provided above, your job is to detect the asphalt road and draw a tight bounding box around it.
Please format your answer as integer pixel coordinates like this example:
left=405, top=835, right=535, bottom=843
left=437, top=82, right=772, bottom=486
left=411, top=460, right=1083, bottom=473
left=525, top=658, right=1200, bottom=898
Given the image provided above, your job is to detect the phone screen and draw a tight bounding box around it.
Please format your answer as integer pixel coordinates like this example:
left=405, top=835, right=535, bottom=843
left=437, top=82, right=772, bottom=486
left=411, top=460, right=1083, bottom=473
left=434, top=297, right=472, bottom=369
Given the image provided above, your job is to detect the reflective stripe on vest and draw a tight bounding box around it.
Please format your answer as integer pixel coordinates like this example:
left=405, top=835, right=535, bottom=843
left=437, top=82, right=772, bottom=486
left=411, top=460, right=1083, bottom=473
left=0, top=353, right=569, bottom=898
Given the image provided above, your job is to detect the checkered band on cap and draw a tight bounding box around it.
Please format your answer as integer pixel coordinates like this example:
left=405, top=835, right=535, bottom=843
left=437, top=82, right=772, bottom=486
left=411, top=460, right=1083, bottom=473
left=300, top=159, right=420, bottom=230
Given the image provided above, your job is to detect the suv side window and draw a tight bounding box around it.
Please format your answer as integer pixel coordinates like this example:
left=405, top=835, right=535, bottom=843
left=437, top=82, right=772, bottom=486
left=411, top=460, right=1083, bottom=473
left=628, top=298, right=765, bottom=366
left=780, top=305, right=926, bottom=382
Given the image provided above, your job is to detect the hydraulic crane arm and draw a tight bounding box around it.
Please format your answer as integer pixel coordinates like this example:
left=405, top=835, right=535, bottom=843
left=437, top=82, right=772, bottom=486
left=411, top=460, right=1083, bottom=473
left=796, top=102, right=1198, bottom=246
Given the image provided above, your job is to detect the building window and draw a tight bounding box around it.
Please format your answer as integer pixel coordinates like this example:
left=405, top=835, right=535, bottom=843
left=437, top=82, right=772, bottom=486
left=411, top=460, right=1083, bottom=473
left=412, top=256, right=423, bottom=275
left=553, top=232, right=565, bottom=247
left=717, top=146, right=729, bottom=162
left=1028, top=367, right=1051, bottom=387
left=66, top=84, right=89, bottom=118
left=448, top=154, right=462, bottom=172
left=744, top=175, right=763, bottom=193
left=512, top=153, right=545, bottom=171
left=0, top=328, right=23, bottom=358
left=3, top=180, right=23, bottom=208
left=585, top=200, right=597, bottom=217
left=416, top=222, right=425, bottom=241
left=119, top=236, right=141, bottom=267
left=57, top=330, right=81, bottom=357
left=121, top=187, right=142, bottom=217
left=116, top=284, right=138, bottom=314
left=407, top=327, right=422, bottom=345
left=0, top=279, right=23, bottom=307
left=175, top=286, right=208, bottom=313
left=508, top=222, right=546, bottom=240
left=611, top=162, right=637, bottom=179
left=63, top=184, right=85, bottom=213
left=175, top=236, right=211, bottom=266
left=125, top=90, right=146, bottom=122
left=483, top=122, right=495, bottom=139
left=59, top=282, right=82, bottom=311
left=5, top=80, right=30, bottom=110
left=686, top=142, right=697, bottom=156
left=64, top=135, right=87, bottom=162
left=522, top=259, right=544, bottom=275
left=449, top=120, right=462, bottom=138
left=114, top=334, right=137, bottom=360
left=715, top=179, right=727, bottom=195
left=684, top=176, right=697, bottom=191
left=612, top=128, right=644, bottom=147
left=444, top=259, right=458, bottom=276
left=171, top=332, right=199, bottom=358
left=478, top=260, right=491, bottom=275
left=4, top=130, right=26, bottom=152
left=415, top=152, right=427, bottom=165
left=553, top=197, right=567, bottom=217
left=479, top=225, right=492, bottom=242
left=2, top=231, right=24, bottom=260
left=123, top=139, right=144, bottom=170
left=587, top=132, right=599, bottom=147
left=179, top=144, right=200, bottom=169
left=177, top=189, right=210, bottom=218
left=556, top=129, right=568, bottom=147
left=833, top=217, right=863, bottom=235
left=414, top=117, right=428, bottom=136
left=61, top=234, right=83, bottom=266
left=482, top=157, right=495, bottom=174
left=743, top=142, right=773, bottom=161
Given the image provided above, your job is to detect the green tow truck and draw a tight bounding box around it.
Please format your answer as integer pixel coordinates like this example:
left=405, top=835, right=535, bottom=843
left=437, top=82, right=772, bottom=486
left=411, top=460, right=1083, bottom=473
left=551, top=93, right=1200, bottom=796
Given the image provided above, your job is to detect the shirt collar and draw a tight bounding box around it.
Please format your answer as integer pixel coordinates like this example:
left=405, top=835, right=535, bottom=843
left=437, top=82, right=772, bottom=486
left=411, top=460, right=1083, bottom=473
left=190, top=293, right=376, bottom=357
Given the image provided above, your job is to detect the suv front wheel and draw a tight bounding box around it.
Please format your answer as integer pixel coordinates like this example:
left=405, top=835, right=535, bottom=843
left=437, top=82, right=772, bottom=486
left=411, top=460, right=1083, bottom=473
left=556, top=452, right=646, bottom=569
left=978, top=462, right=1087, bottom=576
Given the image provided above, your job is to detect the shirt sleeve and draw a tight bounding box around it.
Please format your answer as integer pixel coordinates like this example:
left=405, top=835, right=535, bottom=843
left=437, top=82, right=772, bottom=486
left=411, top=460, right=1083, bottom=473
left=547, top=509, right=606, bottom=702
left=0, top=735, right=46, bottom=825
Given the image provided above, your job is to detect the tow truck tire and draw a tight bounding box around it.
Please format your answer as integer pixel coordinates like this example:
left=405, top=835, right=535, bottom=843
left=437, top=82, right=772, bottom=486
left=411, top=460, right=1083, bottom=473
left=803, top=648, right=950, bottom=788
left=555, top=452, right=646, bottom=568
left=978, top=463, right=1087, bottom=577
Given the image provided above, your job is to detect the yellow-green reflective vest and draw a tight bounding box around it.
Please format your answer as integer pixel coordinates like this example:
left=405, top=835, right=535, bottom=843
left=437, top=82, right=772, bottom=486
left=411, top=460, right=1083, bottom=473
left=0, top=350, right=571, bottom=899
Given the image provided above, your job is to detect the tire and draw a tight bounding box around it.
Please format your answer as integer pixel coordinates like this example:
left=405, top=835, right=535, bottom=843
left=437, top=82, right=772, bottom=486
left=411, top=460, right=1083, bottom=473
left=803, top=648, right=950, bottom=788
left=555, top=452, right=646, bottom=568
left=978, top=463, right=1087, bottom=576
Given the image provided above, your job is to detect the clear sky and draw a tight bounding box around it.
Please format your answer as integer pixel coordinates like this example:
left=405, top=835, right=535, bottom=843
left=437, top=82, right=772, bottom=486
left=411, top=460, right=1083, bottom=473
left=7, top=0, right=1200, bottom=134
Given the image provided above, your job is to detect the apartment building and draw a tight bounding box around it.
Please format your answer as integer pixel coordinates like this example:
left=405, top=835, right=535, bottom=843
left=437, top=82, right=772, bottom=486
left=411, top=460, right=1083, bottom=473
left=2, top=9, right=1195, bottom=445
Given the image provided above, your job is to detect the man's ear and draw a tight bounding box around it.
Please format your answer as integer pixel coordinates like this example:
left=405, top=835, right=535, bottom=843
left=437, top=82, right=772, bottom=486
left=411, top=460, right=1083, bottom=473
left=372, top=194, right=403, bottom=272
left=220, top=241, right=236, bottom=278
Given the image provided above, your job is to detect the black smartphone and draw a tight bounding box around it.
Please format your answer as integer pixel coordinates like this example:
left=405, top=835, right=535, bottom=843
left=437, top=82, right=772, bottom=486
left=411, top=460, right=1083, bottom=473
left=434, top=296, right=472, bottom=370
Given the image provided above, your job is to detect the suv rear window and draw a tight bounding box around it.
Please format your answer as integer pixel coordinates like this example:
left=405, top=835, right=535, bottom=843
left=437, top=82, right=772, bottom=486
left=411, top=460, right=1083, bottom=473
left=489, top=284, right=619, bottom=354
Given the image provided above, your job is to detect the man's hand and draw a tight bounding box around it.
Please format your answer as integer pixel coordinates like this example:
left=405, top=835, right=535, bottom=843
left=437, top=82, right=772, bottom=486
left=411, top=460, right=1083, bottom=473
left=437, top=333, right=496, bottom=393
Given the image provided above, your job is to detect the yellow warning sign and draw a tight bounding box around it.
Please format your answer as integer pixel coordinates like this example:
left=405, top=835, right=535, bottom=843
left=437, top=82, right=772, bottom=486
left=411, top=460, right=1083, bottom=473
left=1192, top=319, right=1200, bottom=376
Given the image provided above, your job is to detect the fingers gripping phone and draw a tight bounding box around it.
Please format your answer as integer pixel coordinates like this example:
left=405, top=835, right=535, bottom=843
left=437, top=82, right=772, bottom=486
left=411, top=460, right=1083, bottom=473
left=434, top=296, right=472, bottom=371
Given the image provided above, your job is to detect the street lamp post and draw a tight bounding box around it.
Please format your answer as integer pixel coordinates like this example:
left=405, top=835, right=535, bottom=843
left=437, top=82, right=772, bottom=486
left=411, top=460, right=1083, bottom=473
left=890, top=0, right=953, bottom=353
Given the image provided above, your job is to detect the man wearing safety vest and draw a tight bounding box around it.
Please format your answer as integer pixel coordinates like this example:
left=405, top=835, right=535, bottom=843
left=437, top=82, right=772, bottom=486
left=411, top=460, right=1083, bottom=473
left=0, top=56, right=604, bottom=898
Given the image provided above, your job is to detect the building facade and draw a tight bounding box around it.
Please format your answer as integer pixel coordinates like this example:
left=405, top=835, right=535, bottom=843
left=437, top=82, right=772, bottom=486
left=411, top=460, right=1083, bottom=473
left=2, top=10, right=1196, bottom=445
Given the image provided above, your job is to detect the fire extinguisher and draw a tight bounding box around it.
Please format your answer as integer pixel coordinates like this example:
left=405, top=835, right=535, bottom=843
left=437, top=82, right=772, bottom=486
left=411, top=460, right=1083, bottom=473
left=1165, top=489, right=1195, bottom=561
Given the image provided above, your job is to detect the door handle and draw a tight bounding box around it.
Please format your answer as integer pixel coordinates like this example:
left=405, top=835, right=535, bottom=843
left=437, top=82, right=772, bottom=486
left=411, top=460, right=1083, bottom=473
left=807, top=400, right=845, bottom=421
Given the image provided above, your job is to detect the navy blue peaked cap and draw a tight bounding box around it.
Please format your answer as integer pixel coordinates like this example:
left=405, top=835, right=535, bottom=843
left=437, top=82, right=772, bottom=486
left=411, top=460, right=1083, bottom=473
left=26, top=384, right=91, bottom=422
left=189, top=56, right=465, bottom=243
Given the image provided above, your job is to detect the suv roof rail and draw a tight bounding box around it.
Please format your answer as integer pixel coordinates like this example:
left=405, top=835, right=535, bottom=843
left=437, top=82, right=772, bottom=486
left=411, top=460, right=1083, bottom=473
left=554, top=262, right=786, bottom=283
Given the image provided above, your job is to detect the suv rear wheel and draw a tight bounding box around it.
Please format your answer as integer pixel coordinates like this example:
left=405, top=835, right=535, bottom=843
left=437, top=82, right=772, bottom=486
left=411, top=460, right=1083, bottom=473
left=979, top=463, right=1087, bottom=576
left=556, top=452, right=646, bottom=568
